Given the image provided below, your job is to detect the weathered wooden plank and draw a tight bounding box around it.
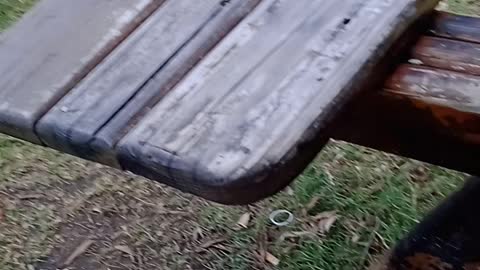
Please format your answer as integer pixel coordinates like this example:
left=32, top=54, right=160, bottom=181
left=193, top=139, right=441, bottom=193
left=118, top=0, right=439, bottom=204
left=91, top=0, right=261, bottom=167
left=332, top=64, right=480, bottom=176
left=412, top=37, right=480, bottom=76
left=0, top=0, right=164, bottom=143
left=385, top=65, right=480, bottom=115
left=332, top=12, right=480, bottom=179
left=432, top=11, right=480, bottom=44
left=37, top=0, right=236, bottom=166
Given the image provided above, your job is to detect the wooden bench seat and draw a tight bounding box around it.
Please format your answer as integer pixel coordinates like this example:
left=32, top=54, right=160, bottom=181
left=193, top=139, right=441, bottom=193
left=5, top=0, right=477, bottom=204
left=114, top=0, right=437, bottom=203
left=0, top=0, right=164, bottom=143
left=36, top=0, right=260, bottom=167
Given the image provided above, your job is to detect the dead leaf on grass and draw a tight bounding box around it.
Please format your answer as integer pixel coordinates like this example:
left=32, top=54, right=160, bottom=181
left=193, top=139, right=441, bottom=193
left=236, top=212, right=251, bottom=230
left=352, top=233, right=361, bottom=243
left=115, top=245, right=134, bottom=256
left=410, top=166, right=429, bottom=183
left=18, top=194, right=42, bottom=200
left=265, top=251, right=280, bottom=266
left=279, top=231, right=316, bottom=241
left=156, top=209, right=189, bottom=216
left=195, top=237, right=227, bottom=252
left=63, top=239, right=95, bottom=267
left=192, top=226, right=203, bottom=242
left=437, top=1, right=448, bottom=11
left=285, top=186, right=294, bottom=196
left=0, top=203, right=4, bottom=223
left=314, top=211, right=338, bottom=234
left=115, top=245, right=135, bottom=261
left=303, top=196, right=320, bottom=214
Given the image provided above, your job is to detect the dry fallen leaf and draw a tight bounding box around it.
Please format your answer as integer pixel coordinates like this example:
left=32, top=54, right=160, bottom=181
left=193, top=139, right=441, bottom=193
left=115, top=245, right=135, bottom=261
left=352, top=233, right=361, bottom=243
left=303, top=196, right=320, bottom=215
left=236, top=212, right=251, bottom=229
left=0, top=203, right=4, bottom=223
left=285, top=186, right=295, bottom=196
left=436, top=1, right=449, bottom=11
left=192, top=226, right=203, bottom=242
left=115, top=245, right=134, bottom=256
left=410, top=166, right=429, bottom=183
left=312, top=211, right=337, bottom=221
left=63, top=239, right=95, bottom=266
left=314, top=211, right=338, bottom=234
left=305, top=196, right=320, bottom=211
left=279, top=231, right=316, bottom=242
left=156, top=209, right=189, bottom=216
left=265, top=251, right=280, bottom=266
left=319, top=216, right=337, bottom=234
left=196, top=238, right=227, bottom=252
left=18, top=194, right=42, bottom=200
left=368, top=250, right=392, bottom=270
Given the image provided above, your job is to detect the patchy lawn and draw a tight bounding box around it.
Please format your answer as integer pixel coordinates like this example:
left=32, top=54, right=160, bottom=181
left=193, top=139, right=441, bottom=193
left=446, top=0, right=480, bottom=15
left=0, top=1, right=474, bottom=269
left=0, top=0, right=37, bottom=31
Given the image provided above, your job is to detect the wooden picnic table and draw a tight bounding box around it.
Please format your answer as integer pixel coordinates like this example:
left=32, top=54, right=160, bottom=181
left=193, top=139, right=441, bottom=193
left=0, top=0, right=478, bottom=204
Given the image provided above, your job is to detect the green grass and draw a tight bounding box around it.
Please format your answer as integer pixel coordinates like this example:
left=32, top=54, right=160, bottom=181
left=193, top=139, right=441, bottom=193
left=199, top=143, right=465, bottom=269
left=0, top=0, right=476, bottom=269
left=0, top=0, right=37, bottom=31
left=446, top=0, right=480, bottom=15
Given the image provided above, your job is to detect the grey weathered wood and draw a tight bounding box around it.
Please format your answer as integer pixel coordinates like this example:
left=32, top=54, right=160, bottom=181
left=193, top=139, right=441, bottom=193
left=0, top=0, right=163, bottom=143
left=118, top=0, right=439, bottom=204
left=92, top=0, right=261, bottom=166
left=36, top=0, right=231, bottom=165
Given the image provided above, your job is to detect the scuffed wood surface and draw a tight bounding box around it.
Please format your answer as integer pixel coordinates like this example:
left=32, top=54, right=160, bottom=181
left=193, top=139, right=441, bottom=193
left=432, top=11, right=480, bottom=44
left=37, top=0, right=259, bottom=167
left=0, top=0, right=163, bottom=143
left=36, top=0, right=220, bottom=162
left=332, top=11, right=480, bottom=177
left=386, top=65, right=480, bottom=115
left=412, top=37, right=480, bottom=76
left=118, top=0, right=439, bottom=204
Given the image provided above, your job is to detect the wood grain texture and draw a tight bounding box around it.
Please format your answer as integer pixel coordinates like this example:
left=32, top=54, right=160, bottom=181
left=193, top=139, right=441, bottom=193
left=91, top=0, right=261, bottom=167
left=37, top=0, right=244, bottom=166
left=118, top=0, right=439, bottom=204
left=0, top=0, right=163, bottom=143
left=412, top=37, right=480, bottom=76
left=432, top=11, right=480, bottom=44
left=332, top=12, right=480, bottom=177
left=332, top=67, right=480, bottom=177
left=386, top=65, right=480, bottom=116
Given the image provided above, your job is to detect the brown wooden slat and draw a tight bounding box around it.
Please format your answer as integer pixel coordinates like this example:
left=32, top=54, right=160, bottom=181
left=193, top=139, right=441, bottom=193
left=331, top=64, right=480, bottom=176
left=412, top=36, right=480, bottom=76
left=332, top=11, right=480, bottom=176
left=432, top=11, right=480, bottom=43
left=385, top=65, right=480, bottom=137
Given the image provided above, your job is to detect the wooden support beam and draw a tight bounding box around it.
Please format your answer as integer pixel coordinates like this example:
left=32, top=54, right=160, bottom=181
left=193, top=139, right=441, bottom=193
left=432, top=11, right=480, bottom=44
left=331, top=12, right=480, bottom=176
